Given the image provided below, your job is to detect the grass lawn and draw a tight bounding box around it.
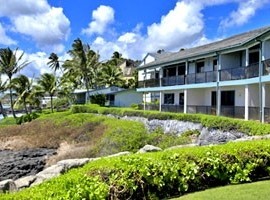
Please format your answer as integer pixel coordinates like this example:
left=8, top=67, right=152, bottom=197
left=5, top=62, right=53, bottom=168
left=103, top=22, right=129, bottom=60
left=174, top=180, right=270, bottom=200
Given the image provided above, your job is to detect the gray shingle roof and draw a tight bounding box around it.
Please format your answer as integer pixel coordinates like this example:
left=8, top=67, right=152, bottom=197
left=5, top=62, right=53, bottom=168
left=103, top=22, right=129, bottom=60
left=139, top=26, right=270, bottom=69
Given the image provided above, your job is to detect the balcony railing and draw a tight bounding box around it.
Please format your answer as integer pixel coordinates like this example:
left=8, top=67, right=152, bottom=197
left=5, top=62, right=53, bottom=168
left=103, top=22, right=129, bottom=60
left=220, top=106, right=245, bottom=119
left=161, top=104, right=184, bottom=112
left=187, top=106, right=216, bottom=115
left=162, top=75, right=185, bottom=86
left=138, top=104, right=159, bottom=111
left=138, top=78, right=160, bottom=88
left=138, top=60, right=270, bottom=88
left=186, top=71, right=217, bottom=84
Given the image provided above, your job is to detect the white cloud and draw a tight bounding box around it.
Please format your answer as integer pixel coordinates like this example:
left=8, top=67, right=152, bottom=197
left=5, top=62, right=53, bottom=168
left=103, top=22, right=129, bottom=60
left=0, top=0, right=49, bottom=17
left=219, top=0, right=269, bottom=29
left=0, top=23, right=17, bottom=45
left=0, top=0, right=70, bottom=53
left=91, top=1, right=206, bottom=60
left=118, top=33, right=138, bottom=43
left=144, top=1, right=204, bottom=52
left=11, top=7, right=70, bottom=53
left=82, top=5, right=114, bottom=36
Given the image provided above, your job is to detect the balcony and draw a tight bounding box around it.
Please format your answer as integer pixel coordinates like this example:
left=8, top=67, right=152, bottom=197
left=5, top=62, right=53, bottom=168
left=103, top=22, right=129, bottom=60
left=138, top=78, right=160, bottom=88
left=186, top=71, right=217, bottom=84
left=162, top=75, right=185, bottom=86
left=219, top=63, right=259, bottom=81
left=138, top=60, right=270, bottom=88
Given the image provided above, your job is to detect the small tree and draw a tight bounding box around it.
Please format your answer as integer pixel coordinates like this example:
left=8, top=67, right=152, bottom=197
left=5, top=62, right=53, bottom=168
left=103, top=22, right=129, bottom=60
left=0, top=48, right=29, bottom=118
left=38, top=73, right=57, bottom=113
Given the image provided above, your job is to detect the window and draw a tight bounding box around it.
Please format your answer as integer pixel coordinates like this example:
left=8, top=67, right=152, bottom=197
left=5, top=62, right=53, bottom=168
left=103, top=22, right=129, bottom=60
left=163, top=67, right=177, bottom=77
left=179, top=93, right=184, bottom=105
left=196, top=61, right=204, bottom=73
left=164, top=93, right=174, bottom=104
left=178, top=63, right=186, bottom=75
left=213, top=59, right=218, bottom=71
left=211, top=91, right=235, bottom=106
left=249, top=51, right=259, bottom=64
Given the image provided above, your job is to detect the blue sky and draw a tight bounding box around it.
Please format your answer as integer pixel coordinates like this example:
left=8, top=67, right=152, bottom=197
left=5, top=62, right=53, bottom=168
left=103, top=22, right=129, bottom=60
left=0, top=0, right=270, bottom=76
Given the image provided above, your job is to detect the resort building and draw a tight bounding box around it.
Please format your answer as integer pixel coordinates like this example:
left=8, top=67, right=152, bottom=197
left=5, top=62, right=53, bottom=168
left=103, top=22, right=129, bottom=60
left=137, top=26, right=270, bottom=122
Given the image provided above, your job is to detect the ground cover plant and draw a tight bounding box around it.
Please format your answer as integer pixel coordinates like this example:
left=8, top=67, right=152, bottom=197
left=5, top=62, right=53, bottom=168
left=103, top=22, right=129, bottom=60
left=1, top=140, right=270, bottom=199
left=71, top=104, right=270, bottom=135
left=0, top=108, right=195, bottom=161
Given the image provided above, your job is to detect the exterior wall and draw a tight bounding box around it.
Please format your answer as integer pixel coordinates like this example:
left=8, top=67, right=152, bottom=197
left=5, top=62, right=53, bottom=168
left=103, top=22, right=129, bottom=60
left=114, top=90, right=143, bottom=107
left=221, top=51, right=242, bottom=69
left=265, top=84, right=270, bottom=107
left=264, top=40, right=270, bottom=60
left=138, top=70, right=145, bottom=81
left=205, top=57, right=217, bottom=72
left=144, top=55, right=155, bottom=65
left=188, top=62, right=196, bottom=74
left=249, top=84, right=259, bottom=107
left=187, top=89, right=208, bottom=105
left=219, top=85, right=245, bottom=106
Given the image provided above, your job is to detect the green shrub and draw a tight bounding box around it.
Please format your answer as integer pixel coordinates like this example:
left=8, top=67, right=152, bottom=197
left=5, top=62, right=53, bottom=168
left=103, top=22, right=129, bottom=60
left=70, top=104, right=270, bottom=136
left=3, top=140, right=270, bottom=199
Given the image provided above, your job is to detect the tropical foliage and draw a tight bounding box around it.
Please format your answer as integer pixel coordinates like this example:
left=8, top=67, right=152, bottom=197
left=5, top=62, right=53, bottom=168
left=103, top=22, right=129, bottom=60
left=0, top=38, right=138, bottom=119
left=0, top=48, right=29, bottom=118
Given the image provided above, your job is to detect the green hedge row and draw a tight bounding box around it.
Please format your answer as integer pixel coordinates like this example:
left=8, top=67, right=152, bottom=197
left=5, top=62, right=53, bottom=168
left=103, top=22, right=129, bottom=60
left=71, top=104, right=270, bottom=136
left=3, top=140, right=270, bottom=199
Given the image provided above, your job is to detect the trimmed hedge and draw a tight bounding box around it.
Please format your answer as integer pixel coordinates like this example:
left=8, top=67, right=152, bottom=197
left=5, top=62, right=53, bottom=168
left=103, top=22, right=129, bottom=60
left=2, top=140, right=270, bottom=199
left=71, top=104, right=270, bottom=136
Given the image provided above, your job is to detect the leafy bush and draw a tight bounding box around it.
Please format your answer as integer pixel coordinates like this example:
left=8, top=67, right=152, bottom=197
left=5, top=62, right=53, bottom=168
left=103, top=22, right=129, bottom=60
left=16, top=112, right=40, bottom=125
left=53, top=97, right=70, bottom=111
left=3, top=140, right=270, bottom=199
left=70, top=104, right=270, bottom=136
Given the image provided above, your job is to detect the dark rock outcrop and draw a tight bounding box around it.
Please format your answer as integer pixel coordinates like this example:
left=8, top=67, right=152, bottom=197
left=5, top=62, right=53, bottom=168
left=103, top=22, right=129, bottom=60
left=0, top=148, right=56, bottom=181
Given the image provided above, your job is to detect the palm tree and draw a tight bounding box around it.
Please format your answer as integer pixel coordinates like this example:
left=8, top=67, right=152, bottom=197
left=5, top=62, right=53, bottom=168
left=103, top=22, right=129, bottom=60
left=63, top=38, right=101, bottom=101
left=99, top=64, right=124, bottom=87
left=0, top=79, right=7, bottom=118
left=38, top=73, right=57, bottom=113
left=47, top=52, right=62, bottom=74
left=0, top=48, right=29, bottom=118
left=11, top=75, right=32, bottom=114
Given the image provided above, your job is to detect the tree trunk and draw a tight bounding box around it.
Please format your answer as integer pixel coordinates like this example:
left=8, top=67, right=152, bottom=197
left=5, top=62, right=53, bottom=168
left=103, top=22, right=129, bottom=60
left=23, top=98, right=28, bottom=114
left=9, top=78, right=16, bottom=118
left=0, top=101, right=7, bottom=118
left=50, top=95, right=53, bottom=113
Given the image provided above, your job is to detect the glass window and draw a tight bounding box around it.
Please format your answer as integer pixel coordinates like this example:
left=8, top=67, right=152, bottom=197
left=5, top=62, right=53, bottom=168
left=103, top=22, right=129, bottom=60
left=179, top=93, right=184, bottom=105
left=196, top=61, right=204, bottom=73
left=164, top=93, right=174, bottom=104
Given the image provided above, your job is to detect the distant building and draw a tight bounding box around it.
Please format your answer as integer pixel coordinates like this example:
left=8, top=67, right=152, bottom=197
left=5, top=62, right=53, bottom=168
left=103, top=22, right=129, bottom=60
left=73, top=86, right=142, bottom=107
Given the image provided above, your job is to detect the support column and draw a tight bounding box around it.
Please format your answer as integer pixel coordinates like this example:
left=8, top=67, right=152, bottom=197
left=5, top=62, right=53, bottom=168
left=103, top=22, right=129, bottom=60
left=184, top=89, right=188, bottom=114
left=143, top=92, right=146, bottom=111
left=244, top=48, right=249, bottom=121
left=159, top=91, right=162, bottom=112
left=259, top=41, right=263, bottom=122
left=216, top=54, right=221, bottom=116
left=245, top=85, right=249, bottom=120
left=262, top=83, right=266, bottom=123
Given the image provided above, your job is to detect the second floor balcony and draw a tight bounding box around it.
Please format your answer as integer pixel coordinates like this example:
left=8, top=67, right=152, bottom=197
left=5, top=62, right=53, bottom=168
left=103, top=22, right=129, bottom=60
left=138, top=59, right=270, bottom=88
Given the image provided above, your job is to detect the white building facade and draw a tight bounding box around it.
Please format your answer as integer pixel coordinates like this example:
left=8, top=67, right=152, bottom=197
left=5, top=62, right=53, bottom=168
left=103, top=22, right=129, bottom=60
left=137, top=26, right=270, bottom=122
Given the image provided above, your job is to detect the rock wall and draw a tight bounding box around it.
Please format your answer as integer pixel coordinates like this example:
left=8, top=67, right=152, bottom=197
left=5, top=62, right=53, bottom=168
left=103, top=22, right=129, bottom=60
left=0, top=148, right=56, bottom=181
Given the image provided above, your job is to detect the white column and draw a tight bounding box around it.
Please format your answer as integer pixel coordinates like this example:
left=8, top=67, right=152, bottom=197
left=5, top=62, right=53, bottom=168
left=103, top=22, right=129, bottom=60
left=184, top=89, right=188, bottom=113
left=245, top=85, right=249, bottom=120
left=159, top=91, right=162, bottom=112
left=262, top=83, right=266, bottom=123
left=216, top=54, right=221, bottom=116
left=245, top=48, right=249, bottom=66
